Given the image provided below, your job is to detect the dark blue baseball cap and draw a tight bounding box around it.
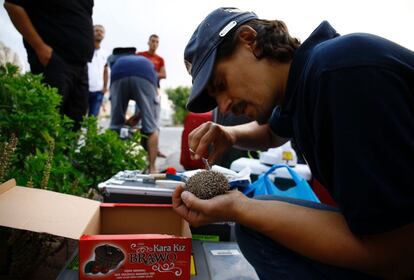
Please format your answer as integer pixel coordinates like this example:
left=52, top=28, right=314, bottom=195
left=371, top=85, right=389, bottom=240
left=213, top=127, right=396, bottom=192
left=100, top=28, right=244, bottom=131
left=184, top=8, right=258, bottom=113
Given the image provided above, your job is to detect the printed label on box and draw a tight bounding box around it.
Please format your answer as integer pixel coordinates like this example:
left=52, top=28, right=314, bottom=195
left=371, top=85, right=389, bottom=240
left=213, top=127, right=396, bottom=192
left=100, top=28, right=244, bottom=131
left=210, top=249, right=241, bottom=256
left=79, top=237, right=191, bottom=280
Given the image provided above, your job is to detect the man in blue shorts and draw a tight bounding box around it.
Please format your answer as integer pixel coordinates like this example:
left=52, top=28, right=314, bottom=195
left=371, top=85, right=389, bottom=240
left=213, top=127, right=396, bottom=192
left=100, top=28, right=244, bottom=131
left=110, top=55, right=159, bottom=174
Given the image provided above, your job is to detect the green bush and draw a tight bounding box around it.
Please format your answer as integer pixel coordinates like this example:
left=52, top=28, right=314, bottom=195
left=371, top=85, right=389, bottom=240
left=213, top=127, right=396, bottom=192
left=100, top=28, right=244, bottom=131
left=166, top=86, right=190, bottom=125
left=73, top=117, right=147, bottom=191
left=0, top=64, right=147, bottom=195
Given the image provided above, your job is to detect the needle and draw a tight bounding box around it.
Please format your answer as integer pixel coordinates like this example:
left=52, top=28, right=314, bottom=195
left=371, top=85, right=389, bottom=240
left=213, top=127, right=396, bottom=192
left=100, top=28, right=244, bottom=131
left=202, top=157, right=211, bottom=170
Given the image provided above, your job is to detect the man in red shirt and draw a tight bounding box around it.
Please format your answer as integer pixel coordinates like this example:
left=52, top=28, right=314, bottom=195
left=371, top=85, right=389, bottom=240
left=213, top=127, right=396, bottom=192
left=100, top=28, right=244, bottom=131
left=137, top=34, right=166, bottom=87
left=135, top=34, right=167, bottom=158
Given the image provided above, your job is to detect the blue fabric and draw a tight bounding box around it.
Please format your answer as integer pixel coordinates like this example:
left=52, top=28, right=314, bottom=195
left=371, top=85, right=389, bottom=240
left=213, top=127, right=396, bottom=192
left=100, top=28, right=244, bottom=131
left=235, top=195, right=378, bottom=280
left=243, top=164, right=320, bottom=203
left=109, top=76, right=158, bottom=133
left=110, top=56, right=157, bottom=87
left=88, top=90, right=104, bottom=117
left=268, top=21, right=414, bottom=235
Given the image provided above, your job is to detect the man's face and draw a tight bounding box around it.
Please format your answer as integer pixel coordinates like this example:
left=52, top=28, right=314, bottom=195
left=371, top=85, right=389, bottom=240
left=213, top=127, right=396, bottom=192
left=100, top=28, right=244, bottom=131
left=94, top=26, right=105, bottom=42
left=148, top=37, right=159, bottom=52
left=207, top=45, right=281, bottom=124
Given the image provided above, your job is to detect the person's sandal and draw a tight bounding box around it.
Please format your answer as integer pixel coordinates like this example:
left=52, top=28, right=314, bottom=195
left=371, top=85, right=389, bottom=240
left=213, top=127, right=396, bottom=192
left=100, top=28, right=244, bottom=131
left=157, top=150, right=167, bottom=158
left=125, top=114, right=141, bottom=127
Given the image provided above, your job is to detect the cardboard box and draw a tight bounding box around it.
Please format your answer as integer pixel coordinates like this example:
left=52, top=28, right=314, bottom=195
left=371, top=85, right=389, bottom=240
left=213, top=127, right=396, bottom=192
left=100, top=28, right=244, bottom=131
left=0, top=179, right=192, bottom=279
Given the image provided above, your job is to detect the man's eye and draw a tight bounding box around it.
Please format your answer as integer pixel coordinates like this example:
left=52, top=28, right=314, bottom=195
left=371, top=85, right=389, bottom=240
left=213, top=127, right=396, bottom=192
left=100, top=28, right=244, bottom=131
left=215, top=81, right=226, bottom=91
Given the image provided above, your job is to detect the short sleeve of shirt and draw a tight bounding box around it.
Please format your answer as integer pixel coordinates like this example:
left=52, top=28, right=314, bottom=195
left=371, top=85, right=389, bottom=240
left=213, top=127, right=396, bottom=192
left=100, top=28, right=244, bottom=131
left=268, top=106, right=294, bottom=138
left=319, top=66, right=414, bottom=234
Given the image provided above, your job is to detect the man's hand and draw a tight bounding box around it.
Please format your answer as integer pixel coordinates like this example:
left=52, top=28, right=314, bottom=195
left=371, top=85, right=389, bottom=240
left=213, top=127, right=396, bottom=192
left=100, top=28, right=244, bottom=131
left=188, top=121, right=234, bottom=164
left=172, top=185, right=247, bottom=227
left=35, top=44, right=53, bottom=66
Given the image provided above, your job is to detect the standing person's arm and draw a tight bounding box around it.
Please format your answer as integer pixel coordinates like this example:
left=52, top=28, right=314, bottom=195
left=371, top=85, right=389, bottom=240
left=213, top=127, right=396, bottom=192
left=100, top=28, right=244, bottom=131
left=157, top=57, right=166, bottom=80
left=4, top=2, right=52, bottom=66
left=103, top=64, right=109, bottom=92
left=158, top=65, right=166, bottom=80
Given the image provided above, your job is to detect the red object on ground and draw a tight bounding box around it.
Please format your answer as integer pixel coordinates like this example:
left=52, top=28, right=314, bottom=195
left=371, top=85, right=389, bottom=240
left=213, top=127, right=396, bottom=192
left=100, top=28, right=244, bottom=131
left=180, top=112, right=212, bottom=170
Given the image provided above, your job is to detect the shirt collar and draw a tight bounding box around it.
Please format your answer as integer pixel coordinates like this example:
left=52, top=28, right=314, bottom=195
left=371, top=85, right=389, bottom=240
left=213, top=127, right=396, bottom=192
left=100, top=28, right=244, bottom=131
left=282, top=21, right=339, bottom=112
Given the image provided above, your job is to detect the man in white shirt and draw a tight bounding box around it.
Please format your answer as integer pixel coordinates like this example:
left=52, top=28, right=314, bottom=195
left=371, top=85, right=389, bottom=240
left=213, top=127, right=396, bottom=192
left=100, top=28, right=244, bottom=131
left=87, top=24, right=108, bottom=117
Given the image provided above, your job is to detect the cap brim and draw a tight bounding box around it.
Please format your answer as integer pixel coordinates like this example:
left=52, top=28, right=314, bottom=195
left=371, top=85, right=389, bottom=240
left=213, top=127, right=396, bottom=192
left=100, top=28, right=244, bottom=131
left=186, top=49, right=217, bottom=113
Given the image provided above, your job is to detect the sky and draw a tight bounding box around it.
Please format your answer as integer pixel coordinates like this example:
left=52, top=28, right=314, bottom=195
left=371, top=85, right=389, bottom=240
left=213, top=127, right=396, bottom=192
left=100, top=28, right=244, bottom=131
left=1, top=0, right=413, bottom=89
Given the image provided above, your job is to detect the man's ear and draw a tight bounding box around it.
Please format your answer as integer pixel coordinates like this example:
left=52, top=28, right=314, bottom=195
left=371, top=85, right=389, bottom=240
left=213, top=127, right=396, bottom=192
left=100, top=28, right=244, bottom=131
left=238, top=25, right=257, bottom=48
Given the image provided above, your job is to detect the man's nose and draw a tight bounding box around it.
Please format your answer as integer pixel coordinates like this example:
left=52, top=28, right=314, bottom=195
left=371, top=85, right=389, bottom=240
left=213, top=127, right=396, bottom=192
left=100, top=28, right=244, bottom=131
left=216, top=94, right=232, bottom=114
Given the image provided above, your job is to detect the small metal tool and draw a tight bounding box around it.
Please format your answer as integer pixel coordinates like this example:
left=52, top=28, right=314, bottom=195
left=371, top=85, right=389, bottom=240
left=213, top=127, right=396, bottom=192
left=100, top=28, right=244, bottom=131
left=202, top=157, right=211, bottom=170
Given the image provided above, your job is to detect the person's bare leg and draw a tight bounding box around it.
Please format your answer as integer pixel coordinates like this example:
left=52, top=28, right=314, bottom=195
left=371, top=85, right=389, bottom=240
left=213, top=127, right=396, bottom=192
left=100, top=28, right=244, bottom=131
left=146, top=131, right=159, bottom=174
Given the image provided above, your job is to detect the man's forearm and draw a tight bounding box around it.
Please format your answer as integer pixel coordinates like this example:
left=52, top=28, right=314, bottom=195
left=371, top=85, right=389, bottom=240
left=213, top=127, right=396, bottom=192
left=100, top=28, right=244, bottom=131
left=236, top=198, right=414, bottom=278
left=4, top=2, right=46, bottom=51
left=230, top=122, right=287, bottom=151
left=158, top=66, right=166, bottom=79
left=103, top=65, right=109, bottom=91
left=4, top=2, right=52, bottom=66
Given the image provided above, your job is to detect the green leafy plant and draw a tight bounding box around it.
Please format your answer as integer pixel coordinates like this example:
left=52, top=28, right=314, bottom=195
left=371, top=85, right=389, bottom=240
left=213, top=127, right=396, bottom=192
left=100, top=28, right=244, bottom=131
left=166, top=86, right=190, bottom=125
left=0, top=63, right=75, bottom=190
left=0, top=63, right=147, bottom=194
left=73, top=117, right=147, bottom=190
left=0, top=133, right=17, bottom=183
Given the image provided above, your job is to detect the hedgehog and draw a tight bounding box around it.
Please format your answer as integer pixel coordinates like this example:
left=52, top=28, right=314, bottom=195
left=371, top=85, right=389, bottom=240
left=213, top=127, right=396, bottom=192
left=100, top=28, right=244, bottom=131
left=185, top=170, right=230, bottom=200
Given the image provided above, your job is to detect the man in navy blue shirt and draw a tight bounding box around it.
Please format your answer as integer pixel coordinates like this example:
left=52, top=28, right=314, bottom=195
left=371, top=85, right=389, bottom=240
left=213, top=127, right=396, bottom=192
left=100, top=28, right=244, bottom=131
left=172, top=7, right=414, bottom=279
left=110, top=55, right=159, bottom=174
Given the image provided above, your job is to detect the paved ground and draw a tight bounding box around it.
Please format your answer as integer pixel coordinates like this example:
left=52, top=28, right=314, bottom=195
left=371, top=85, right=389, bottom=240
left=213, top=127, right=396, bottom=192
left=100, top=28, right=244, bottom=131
left=156, top=126, right=185, bottom=172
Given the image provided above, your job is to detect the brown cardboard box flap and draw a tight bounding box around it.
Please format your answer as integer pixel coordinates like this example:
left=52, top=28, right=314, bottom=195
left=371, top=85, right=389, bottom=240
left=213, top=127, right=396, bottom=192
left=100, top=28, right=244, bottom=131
left=0, top=179, right=100, bottom=239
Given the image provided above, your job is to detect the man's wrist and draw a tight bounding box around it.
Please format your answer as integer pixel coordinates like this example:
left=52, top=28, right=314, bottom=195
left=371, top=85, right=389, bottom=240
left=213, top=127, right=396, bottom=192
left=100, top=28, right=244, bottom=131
left=231, top=192, right=250, bottom=223
left=33, top=41, right=48, bottom=54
